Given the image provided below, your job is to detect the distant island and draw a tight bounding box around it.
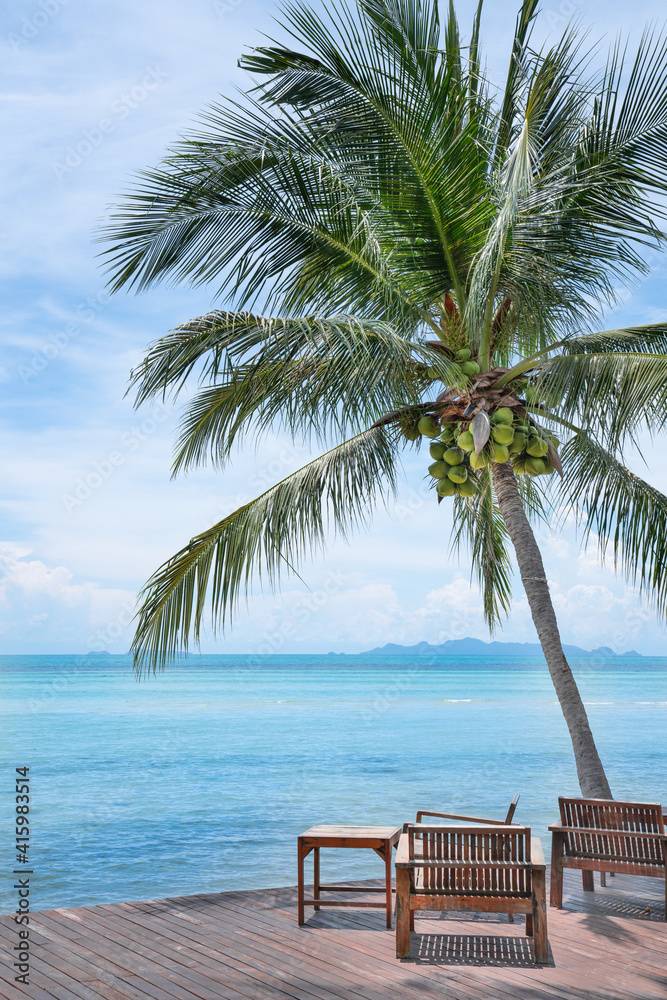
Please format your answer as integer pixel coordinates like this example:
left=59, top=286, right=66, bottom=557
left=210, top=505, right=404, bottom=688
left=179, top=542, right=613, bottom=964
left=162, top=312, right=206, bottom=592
left=362, top=638, right=642, bottom=657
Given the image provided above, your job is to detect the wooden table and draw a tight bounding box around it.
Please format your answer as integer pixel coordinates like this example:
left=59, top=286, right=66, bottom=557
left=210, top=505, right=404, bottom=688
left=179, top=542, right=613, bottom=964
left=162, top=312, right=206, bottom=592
left=297, top=825, right=401, bottom=928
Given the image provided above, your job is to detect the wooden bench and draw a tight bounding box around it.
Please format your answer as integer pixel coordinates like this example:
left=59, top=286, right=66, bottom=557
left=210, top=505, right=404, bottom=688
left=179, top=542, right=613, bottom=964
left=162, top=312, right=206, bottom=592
left=395, top=824, right=548, bottom=964
left=415, top=797, right=521, bottom=923
left=550, top=797, right=667, bottom=917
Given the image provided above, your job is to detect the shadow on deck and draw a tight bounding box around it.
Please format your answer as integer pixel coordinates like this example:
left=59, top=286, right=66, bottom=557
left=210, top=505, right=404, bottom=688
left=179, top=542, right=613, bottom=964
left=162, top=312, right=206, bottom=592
left=1, top=870, right=665, bottom=999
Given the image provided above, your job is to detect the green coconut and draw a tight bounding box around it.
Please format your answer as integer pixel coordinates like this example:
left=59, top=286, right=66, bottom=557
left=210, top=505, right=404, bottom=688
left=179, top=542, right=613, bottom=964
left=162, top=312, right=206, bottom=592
left=398, top=415, right=421, bottom=440
left=549, top=434, right=560, bottom=448
left=508, top=432, right=527, bottom=454
left=469, top=450, right=489, bottom=469
left=436, top=477, right=457, bottom=497
left=491, top=443, right=510, bottom=464
left=491, top=424, right=514, bottom=446
left=457, top=430, right=475, bottom=451
left=429, top=441, right=446, bottom=460
left=512, top=457, right=527, bottom=476
left=492, top=407, right=514, bottom=424
left=541, top=459, right=555, bottom=475
left=455, top=348, right=472, bottom=361
left=448, top=465, right=468, bottom=484
left=440, top=425, right=455, bottom=442
left=443, top=447, right=464, bottom=465
left=457, top=478, right=476, bottom=497
left=417, top=415, right=440, bottom=438
left=460, top=360, right=480, bottom=377
left=526, top=437, right=549, bottom=458
left=427, top=366, right=440, bottom=379
left=428, top=460, right=449, bottom=479
left=525, top=457, right=546, bottom=476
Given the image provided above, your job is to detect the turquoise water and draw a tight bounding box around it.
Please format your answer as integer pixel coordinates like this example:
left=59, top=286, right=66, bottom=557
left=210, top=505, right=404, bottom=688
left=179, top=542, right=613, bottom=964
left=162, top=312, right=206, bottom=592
left=1, top=653, right=666, bottom=913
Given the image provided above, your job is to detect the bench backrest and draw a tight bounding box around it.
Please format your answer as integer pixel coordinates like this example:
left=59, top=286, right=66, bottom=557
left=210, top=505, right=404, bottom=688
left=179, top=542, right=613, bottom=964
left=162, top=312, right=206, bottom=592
left=407, top=824, right=532, bottom=896
left=558, top=797, right=665, bottom=865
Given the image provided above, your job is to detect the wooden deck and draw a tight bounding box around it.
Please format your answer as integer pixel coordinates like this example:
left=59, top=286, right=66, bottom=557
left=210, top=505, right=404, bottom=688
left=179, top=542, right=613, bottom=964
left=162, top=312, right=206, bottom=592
left=1, top=871, right=665, bottom=1000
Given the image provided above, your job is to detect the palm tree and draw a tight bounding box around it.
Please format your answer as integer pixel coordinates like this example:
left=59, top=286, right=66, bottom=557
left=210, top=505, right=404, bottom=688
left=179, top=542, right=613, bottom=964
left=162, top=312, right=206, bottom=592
left=101, top=0, right=667, bottom=799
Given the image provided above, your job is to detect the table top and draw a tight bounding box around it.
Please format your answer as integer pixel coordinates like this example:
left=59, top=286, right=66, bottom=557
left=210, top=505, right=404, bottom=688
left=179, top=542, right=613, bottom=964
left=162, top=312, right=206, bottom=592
left=299, top=825, right=401, bottom=840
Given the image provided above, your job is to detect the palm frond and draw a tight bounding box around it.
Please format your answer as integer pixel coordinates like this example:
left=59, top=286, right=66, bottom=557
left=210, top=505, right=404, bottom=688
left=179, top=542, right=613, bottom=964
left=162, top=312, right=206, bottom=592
left=560, top=323, right=667, bottom=355
left=99, top=98, right=427, bottom=323
left=130, top=310, right=461, bottom=470
left=493, top=0, right=539, bottom=168
left=451, top=469, right=513, bottom=629
left=539, top=350, right=667, bottom=446
left=555, top=431, right=667, bottom=618
left=132, top=427, right=399, bottom=668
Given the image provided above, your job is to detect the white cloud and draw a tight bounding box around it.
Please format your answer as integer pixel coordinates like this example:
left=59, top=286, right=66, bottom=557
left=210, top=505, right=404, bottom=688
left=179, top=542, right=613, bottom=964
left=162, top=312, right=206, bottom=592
left=0, top=543, right=135, bottom=652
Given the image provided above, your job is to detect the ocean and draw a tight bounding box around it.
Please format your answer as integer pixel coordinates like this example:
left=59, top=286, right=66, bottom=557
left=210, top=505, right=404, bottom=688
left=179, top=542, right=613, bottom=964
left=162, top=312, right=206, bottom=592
left=1, top=653, right=666, bottom=913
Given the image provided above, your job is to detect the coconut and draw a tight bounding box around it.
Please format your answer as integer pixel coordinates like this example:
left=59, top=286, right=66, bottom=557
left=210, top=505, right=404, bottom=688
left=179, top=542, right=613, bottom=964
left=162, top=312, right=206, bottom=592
left=549, top=434, right=560, bottom=448
left=508, top=432, right=527, bottom=454
left=491, top=443, right=510, bottom=464
left=458, top=478, right=476, bottom=497
left=455, top=348, right=472, bottom=361
left=526, top=437, right=549, bottom=458
left=469, top=450, right=489, bottom=469
left=448, top=465, right=468, bottom=483
left=427, top=366, right=440, bottom=379
left=399, top=414, right=421, bottom=440
left=457, top=430, right=475, bottom=451
left=429, top=441, right=446, bottom=460
left=491, top=424, right=514, bottom=446
left=541, top=459, right=555, bottom=475
left=417, top=415, right=440, bottom=438
left=525, top=457, right=546, bottom=476
left=443, top=447, right=464, bottom=465
left=512, top=458, right=527, bottom=476
left=428, top=460, right=449, bottom=479
left=436, top=477, right=457, bottom=497
left=492, top=407, right=514, bottom=424
left=461, top=360, right=480, bottom=376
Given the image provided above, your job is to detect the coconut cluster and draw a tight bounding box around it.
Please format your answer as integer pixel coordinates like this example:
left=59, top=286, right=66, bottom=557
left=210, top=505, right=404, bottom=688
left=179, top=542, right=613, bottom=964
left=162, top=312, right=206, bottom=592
left=427, top=347, right=480, bottom=381
left=417, top=414, right=477, bottom=497
left=416, top=407, right=560, bottom=498
left=458, top=407, right=559, bottom=478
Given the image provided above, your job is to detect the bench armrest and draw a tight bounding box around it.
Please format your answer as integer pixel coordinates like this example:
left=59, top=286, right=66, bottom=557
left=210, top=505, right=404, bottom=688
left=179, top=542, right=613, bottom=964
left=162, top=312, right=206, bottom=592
left=395, top=832, right=411, bottom=867
left=531, top=836, right=546, bottom=868
left=548, top=820, right=563, bottom=832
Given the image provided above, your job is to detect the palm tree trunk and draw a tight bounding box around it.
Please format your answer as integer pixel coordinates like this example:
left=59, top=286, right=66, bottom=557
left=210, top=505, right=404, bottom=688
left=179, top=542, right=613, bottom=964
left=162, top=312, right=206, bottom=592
left=492, top=461, right=612, bottom=799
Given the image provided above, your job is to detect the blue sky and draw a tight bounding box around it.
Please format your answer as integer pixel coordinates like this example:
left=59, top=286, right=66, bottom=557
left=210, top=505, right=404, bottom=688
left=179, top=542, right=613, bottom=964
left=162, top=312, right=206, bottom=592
left=1, top=0, right=667, bottom=655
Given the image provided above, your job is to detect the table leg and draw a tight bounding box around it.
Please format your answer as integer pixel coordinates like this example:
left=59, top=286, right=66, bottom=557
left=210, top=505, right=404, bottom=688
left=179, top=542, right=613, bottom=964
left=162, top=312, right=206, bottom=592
left=313, top=847, right=320, bottom=911
left=298, top=839, right=305, bottom=925
left=384, top=841, right=392, bottom=928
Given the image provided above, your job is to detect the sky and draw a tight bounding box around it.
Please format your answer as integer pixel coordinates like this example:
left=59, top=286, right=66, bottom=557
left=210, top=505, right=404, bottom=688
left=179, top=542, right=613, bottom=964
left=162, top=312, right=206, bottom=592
left=1, top=0, right=667, bottom=656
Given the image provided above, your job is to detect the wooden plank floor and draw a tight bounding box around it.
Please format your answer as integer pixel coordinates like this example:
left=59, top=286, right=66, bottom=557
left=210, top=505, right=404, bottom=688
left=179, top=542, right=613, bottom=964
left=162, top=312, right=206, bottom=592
left=1, top=872, right=665, bottom=1000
